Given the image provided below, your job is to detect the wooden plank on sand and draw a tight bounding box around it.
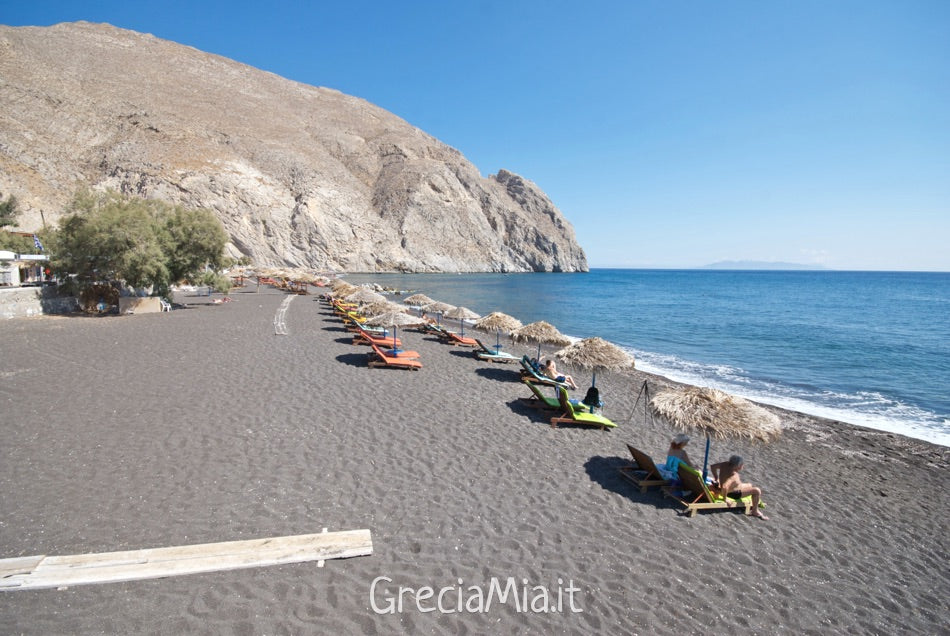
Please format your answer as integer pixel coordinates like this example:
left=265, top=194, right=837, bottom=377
left=0, top=529, right=372, bottom=591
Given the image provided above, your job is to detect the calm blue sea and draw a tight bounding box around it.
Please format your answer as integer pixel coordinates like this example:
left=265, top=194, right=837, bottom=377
left=345, top=269, right=950, bottom=447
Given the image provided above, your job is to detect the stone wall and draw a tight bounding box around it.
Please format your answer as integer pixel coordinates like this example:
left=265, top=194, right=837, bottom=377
left=118, top=296, right=162, bottom=314
left=0, top=287, right=79, bottom=319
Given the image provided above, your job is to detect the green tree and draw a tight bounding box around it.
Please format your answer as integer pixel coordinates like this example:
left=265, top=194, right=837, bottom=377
left=48, top=190, right=228, bottom=297
left=162, top=206, right=228, bottom=284
left=196, top=269, right=233, bottom=294
left=0, top=192, right=33, bottom=252
left=0, top=192, right=18, bottom=229
left=0, top=233, right=34, bottom=253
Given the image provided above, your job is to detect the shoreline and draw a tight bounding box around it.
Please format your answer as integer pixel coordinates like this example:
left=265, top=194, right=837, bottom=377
left=352, top=272, right=950, bottom=450
left=516, top=331, right=950, bottom=449
left=630, top=358, right=950, bottom=449
left=1, top=286, right=947, bottom=634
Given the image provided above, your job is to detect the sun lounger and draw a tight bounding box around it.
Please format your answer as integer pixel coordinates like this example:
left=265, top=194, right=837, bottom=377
left=330, top=299, right=358, bottom=313
left=663, top=464, right=763, bottom=517
left=519, top=379, right=589, bottom=412
left=423, top=323, right=477, bottom=346
left=346, top=320, right=388, bottom=334
left=421, top=323, right=455, bottom=338
left=519, top=356, right=571, bottom=389
left=339, top=312, right=366, bottom=325
left=618, top=444, right=670, bottom=492
left=444, top=331, right=478, bottom=347
left=374, top=345, right=420, bottom=359
left=353, top=329, right=403, bottom=348
left=417, top=322, right=446, bottom=335
left=474, top=339, right=519, bottom=363
left=331, top=301, right=365, bottom=323
left=367, top=342, right=423, bottom=370
left=550, top=387, right=616, bottom=430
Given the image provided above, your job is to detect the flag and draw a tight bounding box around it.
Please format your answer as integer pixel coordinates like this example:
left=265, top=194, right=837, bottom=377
left=33, top=235, right=44, bottom=252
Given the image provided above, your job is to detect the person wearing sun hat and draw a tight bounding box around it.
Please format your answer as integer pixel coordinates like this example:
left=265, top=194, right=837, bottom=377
left=665, top=433, right=695, bottom=474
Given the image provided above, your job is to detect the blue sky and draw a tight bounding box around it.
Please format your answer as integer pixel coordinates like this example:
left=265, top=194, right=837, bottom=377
left=4, top=1, right=949, bottom=270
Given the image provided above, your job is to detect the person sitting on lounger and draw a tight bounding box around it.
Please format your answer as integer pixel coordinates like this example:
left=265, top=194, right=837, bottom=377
left=665, top=433, right=695, bottom=473
left=543, top=359, right=578, bottom=389
left=710, top=455, right=768, bottom=520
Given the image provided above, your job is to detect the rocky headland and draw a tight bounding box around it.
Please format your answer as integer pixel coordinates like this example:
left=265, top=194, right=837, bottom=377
left=0, top=22, right=588, bottom=272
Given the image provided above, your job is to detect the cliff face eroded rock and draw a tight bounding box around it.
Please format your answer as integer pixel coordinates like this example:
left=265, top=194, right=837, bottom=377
left=0, top=22, right=588, bottom=272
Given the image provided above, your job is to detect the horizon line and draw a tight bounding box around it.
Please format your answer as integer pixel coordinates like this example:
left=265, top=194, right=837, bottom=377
left=586, top=265, right=950, bottom=273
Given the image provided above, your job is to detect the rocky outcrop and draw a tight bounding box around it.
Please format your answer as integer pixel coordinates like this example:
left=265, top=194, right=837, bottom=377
left=0, top=22, right=588, bottom=272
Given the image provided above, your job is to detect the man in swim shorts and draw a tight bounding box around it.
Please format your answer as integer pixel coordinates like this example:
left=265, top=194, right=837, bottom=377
left=542, top=359, right=578, bottom=389
left=710, top=455, right=768, bottom=520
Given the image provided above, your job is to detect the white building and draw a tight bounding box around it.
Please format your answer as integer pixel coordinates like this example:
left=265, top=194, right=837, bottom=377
left=0, top=250, right=50, bottom=287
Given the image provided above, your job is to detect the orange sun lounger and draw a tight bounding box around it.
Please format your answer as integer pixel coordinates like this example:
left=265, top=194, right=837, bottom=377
left=368, top=342, right=422, bottom=370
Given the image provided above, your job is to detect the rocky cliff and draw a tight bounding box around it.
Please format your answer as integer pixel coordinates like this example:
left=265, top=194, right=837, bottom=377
left=0, top=22, right=588, bottom=272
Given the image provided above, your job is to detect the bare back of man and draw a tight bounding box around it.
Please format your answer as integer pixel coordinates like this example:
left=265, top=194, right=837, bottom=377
left=710, top=456, right=768, bottom=520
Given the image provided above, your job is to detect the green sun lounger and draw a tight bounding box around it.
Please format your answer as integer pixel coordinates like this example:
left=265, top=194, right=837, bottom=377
left=550, top=387, right=616, bottom=430
left=664, top=463, right=765, bottom=517
left=520, top=379, right=590, bottom=411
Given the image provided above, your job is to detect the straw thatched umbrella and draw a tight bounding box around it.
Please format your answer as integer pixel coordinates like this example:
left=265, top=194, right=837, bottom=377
left=403, top=293, right=436, bottom=307
left=444, top=306, right=480, bottom=336
left=419, top=301, right=456, bottom=325
left=330, top=280, right=358, bottom=298
left=474, top=312, right=523, bottom=351
left=360, top=300, right=409, bottom=317
left=511, top=320, right=573, bottom=361
left=554, top=337, right=634, bottom=387
left=364, top=311, right=426, bottom=354
left=345, top=288, right=387, bottom=306
left=650, top=386, right=782, bottom=480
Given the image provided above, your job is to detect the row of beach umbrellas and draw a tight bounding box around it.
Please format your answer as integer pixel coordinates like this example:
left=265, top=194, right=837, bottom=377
left=335, top=283, right=641, bottom=386
left=336, top=284, right=638, bottom=385
left=330, top=282, right=781, bottom=469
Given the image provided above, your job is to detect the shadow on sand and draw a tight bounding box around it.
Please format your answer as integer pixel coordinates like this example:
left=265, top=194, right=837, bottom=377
left=336, top=352, right=371, bottom=368
left=474, top=366, right=522, bottom=384
left=584, top=455, right=675, bottom=511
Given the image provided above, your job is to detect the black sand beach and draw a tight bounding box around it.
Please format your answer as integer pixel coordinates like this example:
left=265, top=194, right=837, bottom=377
left=1, top=286, right=948, bottom=634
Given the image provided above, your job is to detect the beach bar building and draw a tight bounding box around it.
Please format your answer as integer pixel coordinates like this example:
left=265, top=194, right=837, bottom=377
left=0, top=250, right=49, bottom=287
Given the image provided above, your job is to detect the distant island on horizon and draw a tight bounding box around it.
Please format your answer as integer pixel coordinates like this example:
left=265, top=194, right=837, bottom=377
left=703, top=260, right=829, bottom=270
